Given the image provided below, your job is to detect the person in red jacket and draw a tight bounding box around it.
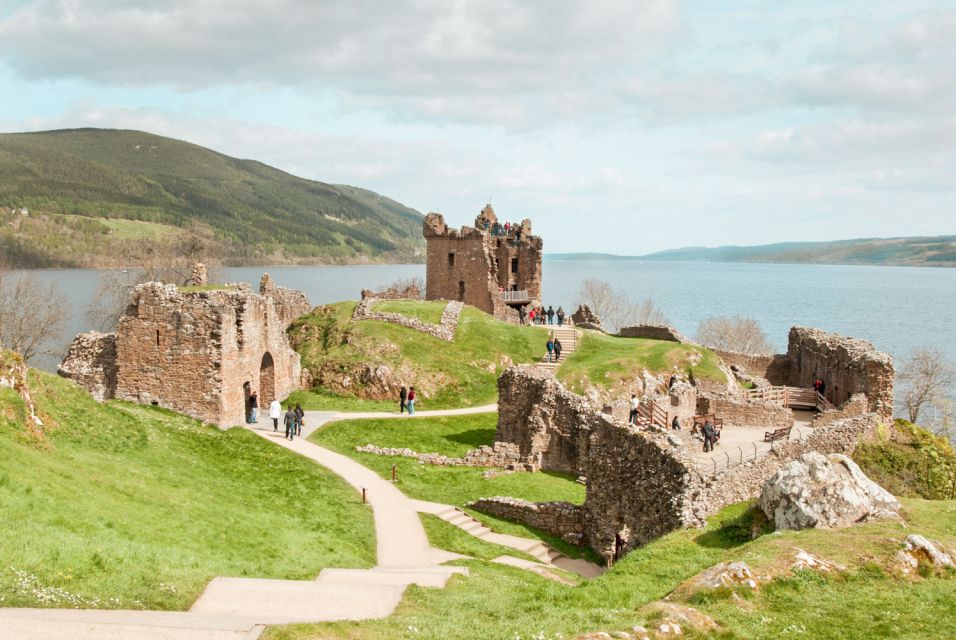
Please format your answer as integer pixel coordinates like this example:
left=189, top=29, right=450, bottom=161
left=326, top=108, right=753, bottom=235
left=407, top=386, right=416, bottom=415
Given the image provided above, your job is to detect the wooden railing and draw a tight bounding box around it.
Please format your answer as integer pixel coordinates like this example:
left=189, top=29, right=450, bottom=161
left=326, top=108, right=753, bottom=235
left=635, top=401, right=669, bottom=429
left=747, top=386, right=835, bottom=412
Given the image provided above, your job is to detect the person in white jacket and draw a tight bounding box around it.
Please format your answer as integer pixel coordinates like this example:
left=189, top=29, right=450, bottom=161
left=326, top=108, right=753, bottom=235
left=269, top=399, right=282, bottom=432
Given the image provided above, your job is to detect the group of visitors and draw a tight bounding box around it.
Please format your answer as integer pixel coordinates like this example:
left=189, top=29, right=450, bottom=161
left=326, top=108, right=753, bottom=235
left=700, top=419, right=720, bottom=452
left=528, top=305, right=565, bottom=326
left=260, top=397, right=304, bottom=440
left=399, top=385, right=416, bottom=415
left=812, top=377, right=827, bottom=397
left=483, top=220, right=523, bottom=240
left=545, top=334, right=563, bottom=363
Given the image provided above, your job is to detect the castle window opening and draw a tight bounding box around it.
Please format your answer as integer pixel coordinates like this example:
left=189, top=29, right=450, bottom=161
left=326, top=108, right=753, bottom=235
left=458, top=280, right=465, bottom=301
left=448, top=252, right=455, bottom=267
left=511, top=258, right=518, bottom=273
left=155, top=330, right=160, bottom=347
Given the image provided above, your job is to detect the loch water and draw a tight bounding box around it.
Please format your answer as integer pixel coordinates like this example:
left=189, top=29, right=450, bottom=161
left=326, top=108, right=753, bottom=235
left=18, top=261, right=956, bottom=395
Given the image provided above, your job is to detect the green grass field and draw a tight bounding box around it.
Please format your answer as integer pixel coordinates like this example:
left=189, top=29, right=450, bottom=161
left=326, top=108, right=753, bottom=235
left=372, top=299, right=447, bottom=325
left=309, top=414, right=585, bottom=507
left=265, top=500, right=956, bottom=640
left=558, top=331, right=727, bottom=394
left=291, top=302, right=550, bottom=410
left=0, top=371, right=375, bottom=610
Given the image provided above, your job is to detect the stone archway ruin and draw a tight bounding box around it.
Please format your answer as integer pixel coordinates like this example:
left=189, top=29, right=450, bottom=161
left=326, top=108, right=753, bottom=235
left=259, top=352, right=276, bottom=408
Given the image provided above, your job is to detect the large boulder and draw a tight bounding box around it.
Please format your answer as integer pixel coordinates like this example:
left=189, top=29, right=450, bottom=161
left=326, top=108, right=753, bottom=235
left=759, top=452, right=900, bottom=530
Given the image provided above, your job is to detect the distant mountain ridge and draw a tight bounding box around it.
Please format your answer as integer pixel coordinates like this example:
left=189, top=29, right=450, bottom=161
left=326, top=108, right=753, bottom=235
left=547, top=235, right=956, bottom=267
left=0, top=128, right=424, bottom=267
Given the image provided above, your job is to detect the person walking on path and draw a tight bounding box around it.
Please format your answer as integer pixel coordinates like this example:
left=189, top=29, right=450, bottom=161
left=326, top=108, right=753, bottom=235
left=248, top=391, right=258, bottom=424
left=294, top=403, right=304, bottom=436
left=399, top=385, right=408, bottom=413
left=529, top=308, right=536, bottom=325
left=283, top=406, right=297, bottom=440
left=629, top=394, right=639, bottom=425
left=546, top=336, right=555, bottom=363
left=671, top=415, right=681, bottom=431
left=554, top=338, right=562, bottom=362
left=269, top=398, right=282, bottom=432
left=556, top=306, right=565, bottom=326
left=407, top=387, right=416, bottom=415
left=547, top=306, right=555, bottom=325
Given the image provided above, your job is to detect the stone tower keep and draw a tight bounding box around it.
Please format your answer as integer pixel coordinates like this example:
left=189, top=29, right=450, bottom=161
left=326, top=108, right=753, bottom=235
left=423, top=204, right=542, bottom=323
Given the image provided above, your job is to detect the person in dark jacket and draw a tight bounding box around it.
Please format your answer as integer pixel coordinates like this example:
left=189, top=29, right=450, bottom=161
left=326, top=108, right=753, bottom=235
left=546, top=337, right=554, bottom=363
left=556, top=307, right=565, bottom=326
left=294, top=404, right=304, bottom=436
left=546, top=306, right=555, bottom=325
left=284, top=407, right=297, bottom=440
left=702, top=420, right=716, bottom=452
left=248, top=391, right=258, bottom=424
left=554, top=338, right=562, bottom=362
left=400, top=385, right=408, bottom=413
left=671, top=416, right=681, bottom=431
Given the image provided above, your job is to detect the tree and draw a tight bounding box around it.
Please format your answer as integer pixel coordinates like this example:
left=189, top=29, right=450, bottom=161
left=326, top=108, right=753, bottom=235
left=0, top=261, right=69, bottom=363
left=87, top=223, right=224, bottom=330
left=695, top=315, right=774, bottom=355
left=575, top=278, right=668, bottom=333
left=897, top=348, right=955, bottom=430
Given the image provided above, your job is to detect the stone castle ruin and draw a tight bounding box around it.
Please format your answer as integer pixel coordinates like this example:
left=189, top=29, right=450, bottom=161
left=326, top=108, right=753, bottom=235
left=60, top=274, right=311, bottom=427
left=471, top=365, right=884, bottom=562
left=424, top=204, right=542, bottom=323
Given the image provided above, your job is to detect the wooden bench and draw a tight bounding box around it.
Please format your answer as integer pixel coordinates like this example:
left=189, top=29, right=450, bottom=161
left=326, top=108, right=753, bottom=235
left=764, top=426, right=792, bottom=443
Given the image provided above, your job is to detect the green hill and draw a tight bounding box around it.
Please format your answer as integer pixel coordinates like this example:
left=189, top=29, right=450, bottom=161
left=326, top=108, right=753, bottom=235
left=0, top=128, right=424, bottom=266
left=636, top=235, right=956, bottom=267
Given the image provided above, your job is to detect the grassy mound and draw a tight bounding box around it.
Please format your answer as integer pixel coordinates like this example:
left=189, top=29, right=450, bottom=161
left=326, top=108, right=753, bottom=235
left=372, top=299, right=447, bottom=324
left=557, top=330, right=727, bottom=394
left=266, top=499, right=956, bottom=640
left=853, top=419, right=956, bottom=500
left=289, top=301, right=549, bottom=410
left=310, top=413, right=585, bottom=507
left=0, top=370, right=375, bottom=610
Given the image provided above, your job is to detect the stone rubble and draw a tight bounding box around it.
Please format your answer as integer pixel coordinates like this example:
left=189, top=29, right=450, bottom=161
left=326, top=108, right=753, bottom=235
left=895, top=534, right=955, bottom=575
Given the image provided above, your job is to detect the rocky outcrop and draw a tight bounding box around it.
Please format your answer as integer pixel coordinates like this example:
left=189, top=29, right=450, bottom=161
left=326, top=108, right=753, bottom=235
left=1, top=349, right=45, bottom=439
left=58, top=332, right=117, bottom=401
left=758, top=452, right=900, bottom=530
left=895, top=534, right=955, bottom=575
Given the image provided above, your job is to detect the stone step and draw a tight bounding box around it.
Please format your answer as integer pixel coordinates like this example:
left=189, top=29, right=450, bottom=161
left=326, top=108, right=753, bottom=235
left=190, top=577, right=405, bottom=624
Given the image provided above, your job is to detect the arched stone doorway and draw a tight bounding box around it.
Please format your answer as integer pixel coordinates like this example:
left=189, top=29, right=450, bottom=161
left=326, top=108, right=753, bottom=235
left=259, top=352, right=276, bottom=408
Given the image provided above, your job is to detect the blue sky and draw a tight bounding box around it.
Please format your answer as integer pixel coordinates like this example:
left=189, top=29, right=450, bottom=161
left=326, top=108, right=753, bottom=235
left=1, top=0, right=954, bottom=254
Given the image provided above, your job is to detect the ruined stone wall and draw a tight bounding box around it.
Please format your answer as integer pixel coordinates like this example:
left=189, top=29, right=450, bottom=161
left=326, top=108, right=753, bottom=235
left=352, top=297, right=463, bottom=341
left=58, top=332, right=117, bottom=401
left=102, top=278, right=307, bottom=427
left=618, top=324, right=691, bottom=343
left=468, top=498, right=585, bottom=545
left=812, top=393, right=869, bottom=429
left=711, top=349, right=787, bottom=382
left=494, top=366, right=597, bottom=476
left=784, top=327, right=894, bottom=417
left=696, top=392, right=793, bottom=428
left=423, top=207, right=540, bottom=324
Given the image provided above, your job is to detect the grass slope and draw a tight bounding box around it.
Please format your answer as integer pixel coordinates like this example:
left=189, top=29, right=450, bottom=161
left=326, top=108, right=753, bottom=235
left=309, top=414, right=585, bottom=508
left=0, top=128, right=423, bottom=266
left=558, top=330, right=727, bottom=394
left=853, top=420, right=956, bottom=500
left=0, top=370, right=375, bottom=610
left=290, top=302, right=550, bottom=410
left=266, top=500, right=956, bottom=640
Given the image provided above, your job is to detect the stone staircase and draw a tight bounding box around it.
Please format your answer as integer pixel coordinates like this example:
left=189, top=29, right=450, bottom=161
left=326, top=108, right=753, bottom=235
left=536, top=325, right=578, bottom=374
left=424, top=503, right=602, bottom=579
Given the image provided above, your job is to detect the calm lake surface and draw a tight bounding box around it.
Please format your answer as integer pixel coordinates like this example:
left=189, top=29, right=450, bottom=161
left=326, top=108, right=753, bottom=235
left=19, top=261, right=956, bottom=394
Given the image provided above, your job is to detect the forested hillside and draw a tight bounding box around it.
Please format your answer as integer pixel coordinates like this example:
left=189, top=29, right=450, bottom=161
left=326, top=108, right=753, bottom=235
left=0, top=129, right=424, bottom=266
